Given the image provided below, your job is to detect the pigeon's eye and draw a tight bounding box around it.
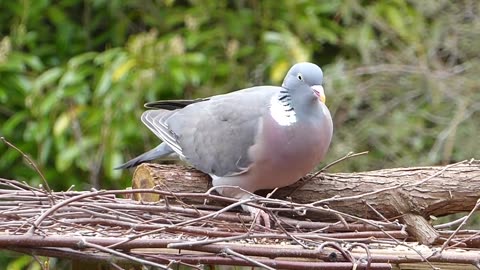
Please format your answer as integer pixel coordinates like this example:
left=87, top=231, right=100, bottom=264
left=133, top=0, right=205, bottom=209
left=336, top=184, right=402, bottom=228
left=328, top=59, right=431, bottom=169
left=297, top=74, right=303, bottom=81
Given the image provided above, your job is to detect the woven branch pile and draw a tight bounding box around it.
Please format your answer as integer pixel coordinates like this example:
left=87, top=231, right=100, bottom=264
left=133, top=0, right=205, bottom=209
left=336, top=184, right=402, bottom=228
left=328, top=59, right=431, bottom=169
left=0, top=161, right=480, bottom=270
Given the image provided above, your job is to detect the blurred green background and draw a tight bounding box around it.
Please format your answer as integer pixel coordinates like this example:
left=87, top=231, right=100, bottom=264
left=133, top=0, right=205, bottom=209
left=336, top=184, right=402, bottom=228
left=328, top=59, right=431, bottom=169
left=1, top=0, right=478, bottom=191
left=0, top=0, right=479, bottom=268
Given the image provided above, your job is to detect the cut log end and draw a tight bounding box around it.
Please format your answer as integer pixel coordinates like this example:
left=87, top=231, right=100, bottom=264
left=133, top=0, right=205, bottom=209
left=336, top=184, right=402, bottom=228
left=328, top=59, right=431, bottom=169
left=132, top=163, right=161, bottom=202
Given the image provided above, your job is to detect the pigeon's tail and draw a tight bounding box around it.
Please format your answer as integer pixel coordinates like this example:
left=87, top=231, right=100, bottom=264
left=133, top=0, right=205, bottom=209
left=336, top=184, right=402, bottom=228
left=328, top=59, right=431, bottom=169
left=115, top=143, right=175, bottom=170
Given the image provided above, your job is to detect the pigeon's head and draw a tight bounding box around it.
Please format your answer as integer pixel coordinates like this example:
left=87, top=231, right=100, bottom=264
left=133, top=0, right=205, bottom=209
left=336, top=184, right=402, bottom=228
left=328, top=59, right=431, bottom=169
left=282, top=62, right=326, bottom=103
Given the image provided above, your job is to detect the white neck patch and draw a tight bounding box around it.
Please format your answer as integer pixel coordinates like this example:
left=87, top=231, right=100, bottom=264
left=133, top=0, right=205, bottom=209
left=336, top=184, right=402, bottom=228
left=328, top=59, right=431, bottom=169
left=269, top=93, right=297, bottom=126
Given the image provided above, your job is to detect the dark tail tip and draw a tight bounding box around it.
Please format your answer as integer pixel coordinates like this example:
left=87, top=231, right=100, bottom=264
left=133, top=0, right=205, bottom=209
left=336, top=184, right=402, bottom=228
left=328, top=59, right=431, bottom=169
left=114, top=157, right=145, bottom=170
left=115, top=144, right=172, bottom=170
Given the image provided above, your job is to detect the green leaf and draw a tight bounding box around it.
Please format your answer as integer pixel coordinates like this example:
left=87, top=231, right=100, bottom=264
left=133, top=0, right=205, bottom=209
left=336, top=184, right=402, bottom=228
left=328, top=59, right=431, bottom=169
left=7, top=255, right=33, bottom=270
left=270, top=60, right=289, bottom=84
left=0, top=52, right=26, bottom=72
left=94, top=48, right=124, bottom=64
left=105, top=151, right=123, bottom=179
left=384, top=5, right=408, bottom=38
left=56, top=144, right=80, bottom=172
left=0, top=88, right=6, bottom=102
left=112, top=58, right=135, bottom=82
left=68, top=52, right=97, bottom=68
left=39, top=137, right=52, bottom=165
left=53, top=112, right=70, bottom=137
left=38, top=91, right=61, bottom=116
left=23, top=54, right=44, bottom=71
left=2, top=111, right=28, bottom=135
left=34, top=67, right=63, bottom=91
left=95, top=70, right=112, bottom=97
left=58, top=69, right=82, bottom=88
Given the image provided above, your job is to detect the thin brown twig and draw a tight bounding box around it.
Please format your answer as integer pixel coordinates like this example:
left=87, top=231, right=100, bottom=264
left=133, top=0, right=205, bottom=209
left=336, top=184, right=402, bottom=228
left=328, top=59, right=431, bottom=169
left=365, top=202, right=390, bottom=223
left=109, top=262, right=125, bottom=270
left=434, top=216, right=468, bottom=229
left=348, top=243, right=372, bottom=269
left=311, top=160, right=468, bottom=206
left=439, top=198, right=480, bottom=253
left=405, top=160, right=468, bottom=187
left=318, top=241, right=354, bottom=263
left=31, top=254, right=48, bottom=270
left=160, top=256, right=203, bottom=270
left=107, top=198, right=256, bottom=249
left=222, top=247, right=276, bottom=270
left=319, top=151, right=370, bottom=172
left=447, top=231, right=480, bottom=249
left=79, top=238, right=171, bottom=270
left=268, top=209, right=310, bottom=249
left=167, top=234, right=251, bottom=249
left=289, top=151, right=369, bottom=196
left=0, top=137, right=53, bottom=195
left=373, top=235, right=438, bottom=270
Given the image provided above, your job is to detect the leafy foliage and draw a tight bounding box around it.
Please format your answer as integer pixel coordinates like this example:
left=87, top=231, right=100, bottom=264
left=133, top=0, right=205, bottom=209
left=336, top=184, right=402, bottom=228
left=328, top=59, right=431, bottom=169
left=0, top=1, right=479, bottom=191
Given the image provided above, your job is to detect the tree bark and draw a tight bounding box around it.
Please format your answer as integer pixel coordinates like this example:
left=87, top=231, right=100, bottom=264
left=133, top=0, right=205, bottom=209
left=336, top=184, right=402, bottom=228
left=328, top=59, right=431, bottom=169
left=131, top=160, right=480, bottom=244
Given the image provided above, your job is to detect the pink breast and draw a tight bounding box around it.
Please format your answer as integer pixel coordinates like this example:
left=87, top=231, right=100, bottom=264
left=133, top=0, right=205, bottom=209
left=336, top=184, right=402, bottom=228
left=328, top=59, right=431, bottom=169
left=247, top=114, right=331, bottom=190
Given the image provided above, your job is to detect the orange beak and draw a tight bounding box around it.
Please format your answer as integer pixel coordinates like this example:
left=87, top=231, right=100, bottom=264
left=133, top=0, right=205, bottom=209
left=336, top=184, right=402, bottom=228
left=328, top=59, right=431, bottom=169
left=311, top=85, right=326, bottom=103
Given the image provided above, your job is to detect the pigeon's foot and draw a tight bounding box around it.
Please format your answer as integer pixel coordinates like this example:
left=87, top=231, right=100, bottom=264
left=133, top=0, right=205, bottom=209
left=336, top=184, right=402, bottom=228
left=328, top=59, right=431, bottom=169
left=243, top=205, right=271, bottom=229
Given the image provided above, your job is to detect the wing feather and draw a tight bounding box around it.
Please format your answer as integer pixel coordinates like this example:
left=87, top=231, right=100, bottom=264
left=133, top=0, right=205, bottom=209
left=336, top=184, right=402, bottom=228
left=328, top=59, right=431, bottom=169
left=141, top=86, right=280, bottom=176
left=166, top=86, right=279, bottom=176
left=141, top=110, right=185, bottom=158
left=144, top=98, right=209, bottom=110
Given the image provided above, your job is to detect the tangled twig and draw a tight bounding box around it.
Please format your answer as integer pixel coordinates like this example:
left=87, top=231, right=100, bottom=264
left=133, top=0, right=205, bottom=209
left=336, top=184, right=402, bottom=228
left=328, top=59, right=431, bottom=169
left=0, top=178, right=478, bottom=269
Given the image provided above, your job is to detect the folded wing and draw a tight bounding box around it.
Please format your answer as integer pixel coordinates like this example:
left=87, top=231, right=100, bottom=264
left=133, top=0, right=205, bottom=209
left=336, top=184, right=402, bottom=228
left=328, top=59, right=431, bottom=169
left=141, top=86, right=279, bottom=176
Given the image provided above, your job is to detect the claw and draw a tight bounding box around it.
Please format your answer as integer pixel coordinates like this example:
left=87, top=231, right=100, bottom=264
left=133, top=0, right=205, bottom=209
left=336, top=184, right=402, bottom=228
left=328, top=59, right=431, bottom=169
left=243, top=205, right=271, bottom=228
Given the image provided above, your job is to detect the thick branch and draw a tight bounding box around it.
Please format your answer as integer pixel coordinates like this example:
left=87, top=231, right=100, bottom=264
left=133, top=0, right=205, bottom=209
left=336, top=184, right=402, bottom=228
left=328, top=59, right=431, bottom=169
left=133, top=160, right=480, bottom=219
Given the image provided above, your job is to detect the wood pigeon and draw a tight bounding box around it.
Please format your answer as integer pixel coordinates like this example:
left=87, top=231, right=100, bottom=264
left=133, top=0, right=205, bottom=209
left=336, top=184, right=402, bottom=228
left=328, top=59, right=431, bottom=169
left=117, top=62, right=333, bottom=226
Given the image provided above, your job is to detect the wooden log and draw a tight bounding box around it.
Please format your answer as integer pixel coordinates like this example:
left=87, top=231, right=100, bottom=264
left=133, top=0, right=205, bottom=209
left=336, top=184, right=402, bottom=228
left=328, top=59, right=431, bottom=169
left=132, top=160, right=480, bottom=218
left=131, top=160, right=480, bottom=244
